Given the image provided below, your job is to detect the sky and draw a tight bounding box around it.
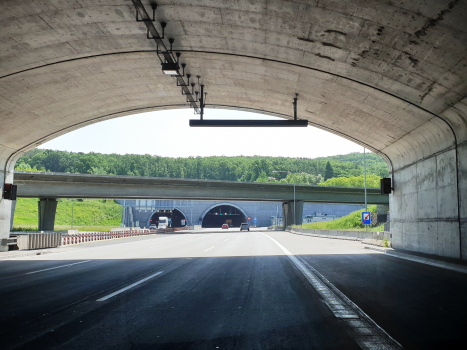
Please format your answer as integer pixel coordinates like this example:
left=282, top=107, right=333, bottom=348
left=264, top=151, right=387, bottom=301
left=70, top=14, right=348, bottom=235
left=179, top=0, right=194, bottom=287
left=39, top=109, right=364, bottom=158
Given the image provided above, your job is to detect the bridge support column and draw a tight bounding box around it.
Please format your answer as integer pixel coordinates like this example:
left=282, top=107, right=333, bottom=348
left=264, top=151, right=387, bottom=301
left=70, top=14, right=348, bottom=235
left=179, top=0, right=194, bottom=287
left=10, top=199, right=16, bottom=231
left=38, top=199, right=57, bottom=231
left=282, top=201, right=304, bottom=228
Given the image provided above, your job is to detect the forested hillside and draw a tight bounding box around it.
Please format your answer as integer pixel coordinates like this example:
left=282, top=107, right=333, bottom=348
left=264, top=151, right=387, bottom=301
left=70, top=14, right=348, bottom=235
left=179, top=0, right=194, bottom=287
left=15, top=149, right=389, bottom=185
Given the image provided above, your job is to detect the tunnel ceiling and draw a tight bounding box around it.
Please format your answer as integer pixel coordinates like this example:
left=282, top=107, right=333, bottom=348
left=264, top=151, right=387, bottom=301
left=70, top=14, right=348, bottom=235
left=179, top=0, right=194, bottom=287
left=1, top=0, right=466, bottom=170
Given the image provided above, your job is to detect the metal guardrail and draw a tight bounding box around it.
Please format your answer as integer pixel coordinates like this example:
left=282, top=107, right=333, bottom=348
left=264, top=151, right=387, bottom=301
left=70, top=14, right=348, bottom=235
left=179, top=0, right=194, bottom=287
left=61, top=229, right=155, bottom=246
left=7, top=227, right=191, bottom=250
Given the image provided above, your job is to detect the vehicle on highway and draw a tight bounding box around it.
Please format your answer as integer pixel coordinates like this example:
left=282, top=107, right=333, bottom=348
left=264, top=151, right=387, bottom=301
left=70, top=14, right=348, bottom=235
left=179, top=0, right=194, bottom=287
left=149, top=224, right=157, bottom=229
left=240, top=223, right=249, bottom=231
left=158, top=216, right=169, bottom=229
left=222, top=224, right=229, bottom=229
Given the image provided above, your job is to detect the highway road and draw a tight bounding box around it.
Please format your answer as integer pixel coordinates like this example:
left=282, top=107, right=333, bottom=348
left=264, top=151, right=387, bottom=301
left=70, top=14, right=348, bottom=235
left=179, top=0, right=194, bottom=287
left=1, top=229, right=467, bottom=349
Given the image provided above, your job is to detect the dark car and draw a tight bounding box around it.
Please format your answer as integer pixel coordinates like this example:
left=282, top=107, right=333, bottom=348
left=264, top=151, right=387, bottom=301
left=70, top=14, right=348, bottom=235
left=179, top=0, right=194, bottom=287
left=240, top=223, right=249, bottom=231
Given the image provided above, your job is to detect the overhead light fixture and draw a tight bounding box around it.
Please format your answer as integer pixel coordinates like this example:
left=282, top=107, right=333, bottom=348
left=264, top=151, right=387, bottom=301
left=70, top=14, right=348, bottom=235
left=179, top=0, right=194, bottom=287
left=190, top=93, right=307, bottom=127
left=161, top=62, right=179, bottom=75
left=189, top=120, right=308, bottom=127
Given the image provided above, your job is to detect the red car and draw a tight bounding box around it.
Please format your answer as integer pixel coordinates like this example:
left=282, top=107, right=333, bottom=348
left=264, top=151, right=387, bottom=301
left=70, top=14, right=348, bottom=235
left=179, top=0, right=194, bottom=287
left=222, top=224, right=229, bottom=229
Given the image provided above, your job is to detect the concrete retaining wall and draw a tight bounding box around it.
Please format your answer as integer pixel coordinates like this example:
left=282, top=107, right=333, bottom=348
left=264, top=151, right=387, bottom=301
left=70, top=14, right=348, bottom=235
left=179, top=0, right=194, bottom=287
left=288, top=226, right=391, bottom=242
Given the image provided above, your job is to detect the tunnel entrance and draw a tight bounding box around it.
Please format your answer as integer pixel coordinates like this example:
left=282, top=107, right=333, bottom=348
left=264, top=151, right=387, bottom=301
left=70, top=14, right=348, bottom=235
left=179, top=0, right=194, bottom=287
left=202, top=205, right=247, bottom=228
left=149, top=209, right=187, bottom=228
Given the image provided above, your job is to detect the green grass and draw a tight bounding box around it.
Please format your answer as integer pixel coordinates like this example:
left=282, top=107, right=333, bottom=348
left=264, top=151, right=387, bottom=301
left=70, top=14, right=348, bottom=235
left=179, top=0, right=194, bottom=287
left=294, top=205, right=385, bottom=231
left=12, top=198, right=123, bottom=232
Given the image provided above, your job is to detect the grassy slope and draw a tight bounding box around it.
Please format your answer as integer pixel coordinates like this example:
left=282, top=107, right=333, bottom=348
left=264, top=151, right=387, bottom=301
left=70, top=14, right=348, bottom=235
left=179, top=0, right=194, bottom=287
left=13, top=198, right=123, bottom=232
left=295, top=205, right=384, bottom=231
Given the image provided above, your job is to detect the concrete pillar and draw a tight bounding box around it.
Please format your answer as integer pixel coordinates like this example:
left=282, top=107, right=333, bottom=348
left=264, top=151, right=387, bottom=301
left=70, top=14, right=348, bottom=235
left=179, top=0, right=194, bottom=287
left=282, top=200, right=304, bottom=228
left=376, top=204, right=389, bottom=226
left=0, top=160, right=15, bottom=252
left=38, top=198, right=58, bottom=231
left=10, top=199, right=16, bottom=230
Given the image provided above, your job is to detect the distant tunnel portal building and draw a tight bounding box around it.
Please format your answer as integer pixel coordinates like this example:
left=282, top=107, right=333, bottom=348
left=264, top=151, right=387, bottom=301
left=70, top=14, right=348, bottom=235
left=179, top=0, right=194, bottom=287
left=118, top=200, right=365, bottom=228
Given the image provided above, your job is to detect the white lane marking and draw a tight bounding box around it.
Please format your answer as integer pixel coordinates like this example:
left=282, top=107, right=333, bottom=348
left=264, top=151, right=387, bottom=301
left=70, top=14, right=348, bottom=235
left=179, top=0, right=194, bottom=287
left=204, top=246, right=215, bottom=251
left=224, top=239, right=229, bottom=241
left=97, top=271, right=164, bottom=301
left=366, top=247, right=467, bottom=274
left=148, top=244, right=165, bottom=249
left=260, top=233, right=357, bottom=319
left=25, top=260, right=91, bottom=275
left=261, top=232, right=402, bottom=350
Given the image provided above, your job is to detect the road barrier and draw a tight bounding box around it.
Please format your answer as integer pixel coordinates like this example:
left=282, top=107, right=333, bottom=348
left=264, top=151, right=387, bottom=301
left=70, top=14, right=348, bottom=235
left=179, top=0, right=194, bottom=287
left=61, top=229, right=157, bottom=246
left=9, top=227, right=191, bottom=250
left=287, top=226, right=392, bottom=246
left=15, top=232, right=63, bottom=250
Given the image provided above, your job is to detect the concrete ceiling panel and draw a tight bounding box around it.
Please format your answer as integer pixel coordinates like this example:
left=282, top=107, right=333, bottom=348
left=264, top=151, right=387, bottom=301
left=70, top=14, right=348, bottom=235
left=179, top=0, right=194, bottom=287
left=0, top=0, right=466, bottom=173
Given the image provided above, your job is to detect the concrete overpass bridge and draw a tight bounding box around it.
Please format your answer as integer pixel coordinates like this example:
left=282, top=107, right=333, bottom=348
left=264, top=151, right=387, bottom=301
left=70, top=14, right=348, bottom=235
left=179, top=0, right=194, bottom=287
left=13, top=171, right=388, bottom=230
left=0, top=1, right=466, bottom=260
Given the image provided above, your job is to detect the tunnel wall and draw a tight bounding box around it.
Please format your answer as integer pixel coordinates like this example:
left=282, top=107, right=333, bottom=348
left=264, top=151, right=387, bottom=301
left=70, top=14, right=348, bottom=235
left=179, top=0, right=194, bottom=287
left=390, top=148, right=460, bottom=258
left=388, top=100, right=467, bottom=260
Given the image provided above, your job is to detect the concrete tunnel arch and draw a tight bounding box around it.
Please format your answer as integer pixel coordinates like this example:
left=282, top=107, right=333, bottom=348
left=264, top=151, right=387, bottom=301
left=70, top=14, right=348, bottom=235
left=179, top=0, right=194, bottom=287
left=147, top=207, right=189, bottom=228
left=200, top=203, right=248, bottom=228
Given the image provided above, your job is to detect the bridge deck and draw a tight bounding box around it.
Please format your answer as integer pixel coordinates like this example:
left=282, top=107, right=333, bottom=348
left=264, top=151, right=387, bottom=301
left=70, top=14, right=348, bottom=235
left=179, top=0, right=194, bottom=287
left=14, top=171, right=388, bottom=204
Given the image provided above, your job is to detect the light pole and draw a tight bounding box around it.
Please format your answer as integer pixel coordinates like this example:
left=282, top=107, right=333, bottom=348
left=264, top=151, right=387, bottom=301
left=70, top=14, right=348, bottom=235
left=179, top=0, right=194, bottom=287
left=71, top=199, right=74, bottom=229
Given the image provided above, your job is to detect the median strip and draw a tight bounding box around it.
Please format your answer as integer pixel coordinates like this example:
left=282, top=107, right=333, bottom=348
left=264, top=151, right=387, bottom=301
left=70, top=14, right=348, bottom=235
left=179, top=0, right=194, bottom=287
left=97, top=271, right=164, bottom=301
left=25, top=260, right=91, bottom=275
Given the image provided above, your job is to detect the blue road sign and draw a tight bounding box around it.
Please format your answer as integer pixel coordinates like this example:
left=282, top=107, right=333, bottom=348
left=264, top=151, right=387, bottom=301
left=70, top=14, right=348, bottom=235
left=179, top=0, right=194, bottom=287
left=254, top=217, right=257, bottom=223
left=362, top=211, right=371, bottom=225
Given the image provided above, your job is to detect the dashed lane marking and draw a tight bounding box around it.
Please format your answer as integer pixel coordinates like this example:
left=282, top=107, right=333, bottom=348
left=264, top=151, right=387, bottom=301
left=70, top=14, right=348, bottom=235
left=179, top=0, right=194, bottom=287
left=204, top=246, right=215, bottom=252
left=97, top=271, right=164, bottom=301
left=25, top=260, right=91, bottom=275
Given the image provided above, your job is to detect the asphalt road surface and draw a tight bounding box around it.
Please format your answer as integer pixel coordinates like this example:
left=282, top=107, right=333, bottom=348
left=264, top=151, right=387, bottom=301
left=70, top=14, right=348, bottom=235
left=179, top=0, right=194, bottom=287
left=1, top=228, right=466, bottom=349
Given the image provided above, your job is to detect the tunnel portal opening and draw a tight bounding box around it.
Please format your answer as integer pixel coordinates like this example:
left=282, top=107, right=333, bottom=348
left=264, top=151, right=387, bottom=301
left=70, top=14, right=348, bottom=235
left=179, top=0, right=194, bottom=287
left=202, top=205, right=247, bottom=228
left=150, top=209, right=187, bottom=228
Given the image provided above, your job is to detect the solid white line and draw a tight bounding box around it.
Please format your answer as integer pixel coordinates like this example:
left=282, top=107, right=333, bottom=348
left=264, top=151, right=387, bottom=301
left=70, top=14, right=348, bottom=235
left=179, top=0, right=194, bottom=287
left=97, top=271, right=164, bottom=301
left=259, top=233, right=357, bottom=318
left=25, top=260, right=91, bottom=275
left=204, top=246, right=215, bottom=251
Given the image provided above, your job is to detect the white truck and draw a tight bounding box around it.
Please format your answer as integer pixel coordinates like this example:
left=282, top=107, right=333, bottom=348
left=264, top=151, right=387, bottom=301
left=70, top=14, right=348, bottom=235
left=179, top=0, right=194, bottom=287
left=158, top=216, right=169, bottom=229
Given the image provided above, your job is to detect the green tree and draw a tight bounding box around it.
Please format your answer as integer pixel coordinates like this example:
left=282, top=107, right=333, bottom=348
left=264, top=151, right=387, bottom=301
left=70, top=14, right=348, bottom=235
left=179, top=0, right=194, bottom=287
left=324, top=161, right=334, bottom=181
left=319, top=174, right=381, bottom=188
left=15, top=149, right=389, bottom=186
